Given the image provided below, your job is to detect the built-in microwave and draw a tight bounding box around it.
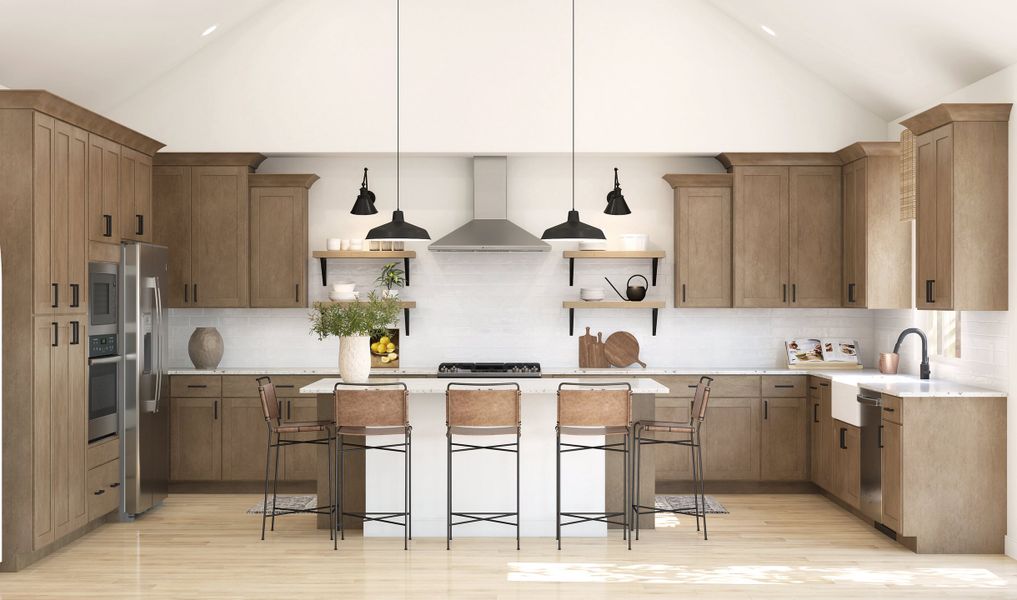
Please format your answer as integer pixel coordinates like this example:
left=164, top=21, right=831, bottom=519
left=89, top=262, right=118, bottom=335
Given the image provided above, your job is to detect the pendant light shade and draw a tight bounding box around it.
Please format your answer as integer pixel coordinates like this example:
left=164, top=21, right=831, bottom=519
left=351, top=167, right=379, bottom=215
left=366, top=0, right=429, bottom=241
left=604, top=167, right=631, bottom=215
left=366, top=209, right=430, bottom=241
left=541, top=0, right=605, bottom=241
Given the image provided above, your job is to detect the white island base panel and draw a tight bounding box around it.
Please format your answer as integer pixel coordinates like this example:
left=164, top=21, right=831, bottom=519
left=361, top=392, right=605, bottom=538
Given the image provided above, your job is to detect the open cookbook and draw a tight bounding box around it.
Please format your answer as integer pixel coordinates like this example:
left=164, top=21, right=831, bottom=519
left=785, top=338, right=861, bottom=368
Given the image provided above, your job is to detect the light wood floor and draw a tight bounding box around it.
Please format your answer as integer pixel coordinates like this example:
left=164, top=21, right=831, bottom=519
left=2, top=493, right=1016, bottom=599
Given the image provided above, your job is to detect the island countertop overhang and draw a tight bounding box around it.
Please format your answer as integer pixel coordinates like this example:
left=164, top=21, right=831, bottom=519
left=300, top=377, right=671, bottom=395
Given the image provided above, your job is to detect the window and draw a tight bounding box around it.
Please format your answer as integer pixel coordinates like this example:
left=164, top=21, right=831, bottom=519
left=922, top=310, right=961, bottom=359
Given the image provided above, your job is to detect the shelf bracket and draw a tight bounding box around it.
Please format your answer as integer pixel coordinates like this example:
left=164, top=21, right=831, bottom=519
left=568, top=308, right=575, bottom=336
left=651, top=258, right=659, bottom=286
left=568, top=258, right=575, bottom=286
left=404, top=257, right=411, bottom=287
left=319, top=258, right=328, bottom=286
left=403, top=308, right=410, bottom=336
left=651, top=308, right=658, bottom=336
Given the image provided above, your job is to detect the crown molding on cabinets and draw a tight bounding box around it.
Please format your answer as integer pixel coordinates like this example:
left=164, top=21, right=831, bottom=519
left=154, top=152, right=267, bottom=170
left=662, top=173, right=733, bottom=188
left=900, top=103, right=1012, bottom=135
left=248, top=173, right=319, bottom=188
left=715, top=152, right=842, bottom=170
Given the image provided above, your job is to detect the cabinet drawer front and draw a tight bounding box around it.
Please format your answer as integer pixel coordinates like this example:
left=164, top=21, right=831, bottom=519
left=807, top=378, right=822, bottom=400
left=170, top=375, right=222, bottom=397
left=881, top=394, right=902, bottom=424
left=655, top=375, right=760, bottom=398
left=87, top=436, right=120, bottom=470
left=762, top=376, right=805, bottom=397
left=87, top=458, right=121, bottom=521
left=222, top=374, right=319, bottom=398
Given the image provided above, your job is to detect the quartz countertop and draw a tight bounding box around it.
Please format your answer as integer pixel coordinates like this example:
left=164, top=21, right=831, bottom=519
left=166, top=367, right=435, bottom=376
left=299, top=377, right=670, bottom=395
left=858, top=379, right=1006, bottom=398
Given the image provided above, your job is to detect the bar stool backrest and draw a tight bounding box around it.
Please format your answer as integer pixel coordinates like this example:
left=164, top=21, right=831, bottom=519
left=557, top=382, right=632, bottom=427
left=446, top=383, right=521, bottom=427
left=689, top=376, right=713, bottom=430
left=333, top=382, right=409, bottom=427
left=257, top=376, right=282, bottom=427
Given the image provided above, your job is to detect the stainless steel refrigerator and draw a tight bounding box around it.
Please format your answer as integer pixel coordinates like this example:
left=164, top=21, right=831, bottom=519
left=119, top=242, right=169, bottom=516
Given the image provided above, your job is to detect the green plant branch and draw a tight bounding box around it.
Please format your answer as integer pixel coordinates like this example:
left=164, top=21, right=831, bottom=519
left=310, top=292, right=401, bottom=339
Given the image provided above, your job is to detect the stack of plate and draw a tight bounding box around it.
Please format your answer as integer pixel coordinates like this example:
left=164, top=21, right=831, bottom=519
left=579, top=287, right=605, bottom=301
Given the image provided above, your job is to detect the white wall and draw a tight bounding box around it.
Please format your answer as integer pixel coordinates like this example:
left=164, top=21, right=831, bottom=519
left=108, top=0, right=887, bottom=154
left=166, top=154, right=877, bottom=369
left=888, top=61, right=1017, bottom=557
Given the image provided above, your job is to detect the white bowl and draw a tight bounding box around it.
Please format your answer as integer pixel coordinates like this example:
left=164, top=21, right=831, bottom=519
left=578, top=240, right=608, bottom=251
left=326, top=238, right=342, bottom=251
left=579, top=287, right=606, bottom=301
left=620, top=233, right=649, bottom=251
left=331, top=282, right=356, bottom=293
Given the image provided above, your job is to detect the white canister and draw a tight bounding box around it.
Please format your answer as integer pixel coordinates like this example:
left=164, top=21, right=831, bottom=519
left=326, top=238, right=342, bottom=251
left=620, top=233, right=649, bottom=251
left=340, top=239, right=351, bottom=251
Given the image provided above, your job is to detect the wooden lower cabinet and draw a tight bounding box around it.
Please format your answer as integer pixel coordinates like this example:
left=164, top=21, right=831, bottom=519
left=86, top=457, right=121, bottom=521
left=652, top=397, right=694, bottom=481
left=880, top=419, right=902, bottom=533
left=760, top=397, right=808, bottom=481
left=701, top=398, right=761, bottom=480
left=814, top=382, right=833, bottom=490
left=222, top=398, right=271, bottom=481
left=284, top=398, right=322, bottom=481
left=832, top=420, right=860, bottom=509
left=170, top=397, right=222, bottom=481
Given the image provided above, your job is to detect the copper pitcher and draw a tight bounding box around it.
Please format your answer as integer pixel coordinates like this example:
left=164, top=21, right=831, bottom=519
left=878, top=352, right=900, bottom=374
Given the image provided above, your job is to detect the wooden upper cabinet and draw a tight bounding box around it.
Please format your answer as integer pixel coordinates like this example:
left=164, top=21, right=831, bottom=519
left=33, top=113, right=56, bottom=315
left=902, top=103, right=1011, bottom=311
left=788, top=166, right=841, bottom=307
left=153, top=166, right=193, bottom=308
left=190, top=166, right=249, bottom=307
left=837, top=143, right=911, bottom=309
left=733, top=166, right=789, bottom=307
left=665, top=174, right=732, bottom=308
left=120, top=147, right=153, bottom=242
left=87, top=133, right=121, bottom=245
left=249, top=174, right=318, bottom=308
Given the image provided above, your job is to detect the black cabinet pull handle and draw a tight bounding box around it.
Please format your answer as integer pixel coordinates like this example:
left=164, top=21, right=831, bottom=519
left=792, top=283, right=797, bottom=303
left=681, top=283, right=686, bottom=304
left=813, top=403, right=819, bottom=423
left=194, top=283, right=198, bottom=303
left=883, top=407, right=895, bottom=413
left=878, top=425, right=884, bottom=449
left=110, top=482, right=120, bottom=488
left=184, top=284, right=189, bottom=303
left=764, top=400, right=768, bottom=420
left=925, top=279, right=935, bottom=303
left=71, top=283, right=80, bottom=308
left=782, top=283, right=787, bottom=303
left=848, top=283, right=856, bottom=303
left=809, top=385, right=818, bottom=391
left=70, top=321, right=80, bottom=345
left=819, top=382, right=829, bottom=388
left=103, top=214, right=112, bottom=237
left=295, top=283, right=300, bottom=303
left=839, top=427, right=847, bottom=450
left=774, top=383, right=795, bottom=389
left=276, top=385, right=295, bottom=389
left=287, top=400, right=292, bottom=420
left=93, top=489, right=105, bottom=496
left=136, top=214, right=144, bottom=236
left=187, top=384, right=208, bottom=388
left=213, top=400, right=218, bottom=420
left=51, top=322, right=59, bottom=347
left=687, top=385, right=699, bottom=389
left=51, top=282, right=59, bottom=308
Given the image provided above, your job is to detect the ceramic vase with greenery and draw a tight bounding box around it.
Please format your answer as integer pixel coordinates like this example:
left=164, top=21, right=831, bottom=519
left=310, top=293, right=401, bottom=382
left=376, top=262, right=405, bottom=299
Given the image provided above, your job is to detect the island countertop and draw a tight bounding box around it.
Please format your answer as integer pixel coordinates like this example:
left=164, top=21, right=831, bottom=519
left=300, top=377, right=670, bottom=395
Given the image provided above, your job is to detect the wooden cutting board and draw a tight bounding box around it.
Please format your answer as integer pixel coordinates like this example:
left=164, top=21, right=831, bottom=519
left=592, top=332, right=608, bottom=368
left=578, top=327, right=596, bottom=368
left=603, top=331, right=646, bottom=368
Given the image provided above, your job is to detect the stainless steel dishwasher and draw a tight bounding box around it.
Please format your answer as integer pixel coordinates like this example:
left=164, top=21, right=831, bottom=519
left=857, top=390, right=883, bottom=523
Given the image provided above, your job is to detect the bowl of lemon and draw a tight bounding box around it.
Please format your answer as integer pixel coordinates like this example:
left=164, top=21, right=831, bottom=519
left=370, top=332, right=399, bottom=367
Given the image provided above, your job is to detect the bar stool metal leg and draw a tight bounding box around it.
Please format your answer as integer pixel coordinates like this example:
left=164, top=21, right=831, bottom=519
left=690, top=437, right=701, bottom=532
left=270, top=432, right=281, bottom=531
left=556, top=427, right=561, bottom=550
left=698, top=439, right=708, bottom=540
left=516, top=429, right=521, bottom=551
left=404, top=429, right=410, bottom=551
left=326, top=427, right=333, bottom=542
left=408, top=427, right=413, bottom=542
left=446, top=430, right=452, bottom=550
left=261, top=428, right=272, bottom=541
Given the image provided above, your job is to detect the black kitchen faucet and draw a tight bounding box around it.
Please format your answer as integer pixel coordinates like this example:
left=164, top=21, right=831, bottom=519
left=893, top=327, right=930, bottom=380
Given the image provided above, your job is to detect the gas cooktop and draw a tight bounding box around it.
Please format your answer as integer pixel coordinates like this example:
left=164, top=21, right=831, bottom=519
left=436, top=362, right=542, bottom=378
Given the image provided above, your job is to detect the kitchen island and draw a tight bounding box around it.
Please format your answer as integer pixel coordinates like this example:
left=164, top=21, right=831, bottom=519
left=301, top=377, right=669, bottom=537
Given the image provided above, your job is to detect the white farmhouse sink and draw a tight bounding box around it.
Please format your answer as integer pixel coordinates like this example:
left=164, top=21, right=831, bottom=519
left=828, top=374, right=912, bottom=426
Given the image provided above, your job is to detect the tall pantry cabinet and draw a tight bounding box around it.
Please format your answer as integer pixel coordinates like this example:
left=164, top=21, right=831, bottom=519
left=0, top=91, right=163, bottom=570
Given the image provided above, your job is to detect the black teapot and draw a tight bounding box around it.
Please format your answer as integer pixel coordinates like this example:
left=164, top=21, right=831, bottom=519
left=605, top=274, right=648, bottom=302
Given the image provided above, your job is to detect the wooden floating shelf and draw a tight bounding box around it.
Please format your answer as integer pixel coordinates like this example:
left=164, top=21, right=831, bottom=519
left=562, top=250, right=665, bottom=286
left=562, top=300, right=665, bottom=336
left=311, top=250, right=417, bottom=287
left=312, top=300, right=416, bottom=335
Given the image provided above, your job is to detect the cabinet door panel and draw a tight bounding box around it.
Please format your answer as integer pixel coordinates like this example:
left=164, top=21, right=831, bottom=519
left=170, top=398, right=222, bottom=481
left=819, top=383, right=833, bottom=491
left=842, top=159, right=868, bottom=307
left=701, top=397, right=760, bottom=480
left=250, top=187, right=307, bottom=308
left=121, top=148, right=153, bottom=242
left=881, top=420, right=903, bottom=533
left=190, top=166, right=249, bottom=307
left=87, top=134, right=120, bottom=244
left=833, top=421, right=860, bottom=508
left=761, top=397, right=808, bottom=481
left=652, top=398, right=693, bottom=482
left=734, top=167, right=789, bottom=307
left=34, top=113, right=56, bottom=315
left=677, top=186, right=731, bottom=307
left=789, top=166, right=842, bottom=307
left=284, top=398, right=322, bottom=481
left=222, top=398, right=272, bottom=481
left=61, top=122, right=89, bottom=314
left=33, top=318, right=55, bottom=549
left=153, top=166, right=193, bottom=307
left=915, top=124, right=954, bottom=309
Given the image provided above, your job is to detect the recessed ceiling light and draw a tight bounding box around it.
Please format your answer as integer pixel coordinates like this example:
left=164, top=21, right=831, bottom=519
left=760, top=24, right=777, bottom=37
left=201, top=24, right=218, bottom=37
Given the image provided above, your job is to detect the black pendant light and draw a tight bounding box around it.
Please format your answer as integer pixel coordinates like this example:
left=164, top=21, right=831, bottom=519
left=351, top=167, right=378, bottom=215
left=604, top=167, right=631, bottom=215
left=541, top=0, right=605, bottom=241
left=366, top=0, right=430, bottom=241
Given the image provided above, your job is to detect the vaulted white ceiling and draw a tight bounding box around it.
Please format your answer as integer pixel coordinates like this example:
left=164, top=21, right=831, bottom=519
left=0, top=0, right=277, bottom=112
left=706, top=0, right=1017, bottom=119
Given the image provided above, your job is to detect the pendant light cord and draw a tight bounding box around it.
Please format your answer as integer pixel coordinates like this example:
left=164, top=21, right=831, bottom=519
left=396, top=0, right=401, bottom=211
left=571, top=0, right=575, bottom=211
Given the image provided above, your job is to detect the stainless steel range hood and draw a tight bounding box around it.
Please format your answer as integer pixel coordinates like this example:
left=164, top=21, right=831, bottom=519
left=428, top=156, right=550, bottom=252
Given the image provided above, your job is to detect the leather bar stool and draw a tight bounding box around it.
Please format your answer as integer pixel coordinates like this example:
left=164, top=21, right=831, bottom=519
left=332, top=381, right=412, bottom=550
left=256, top=376, right=334, bottom=541
left=630, top=375, right=713, bottom=548
left=555, top=381, right=632, bottom=550
left=445, top=382, right=521, bottom=550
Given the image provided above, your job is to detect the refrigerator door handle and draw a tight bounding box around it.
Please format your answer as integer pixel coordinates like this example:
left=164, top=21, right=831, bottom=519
left=153, top=277, right=164, bottom=414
